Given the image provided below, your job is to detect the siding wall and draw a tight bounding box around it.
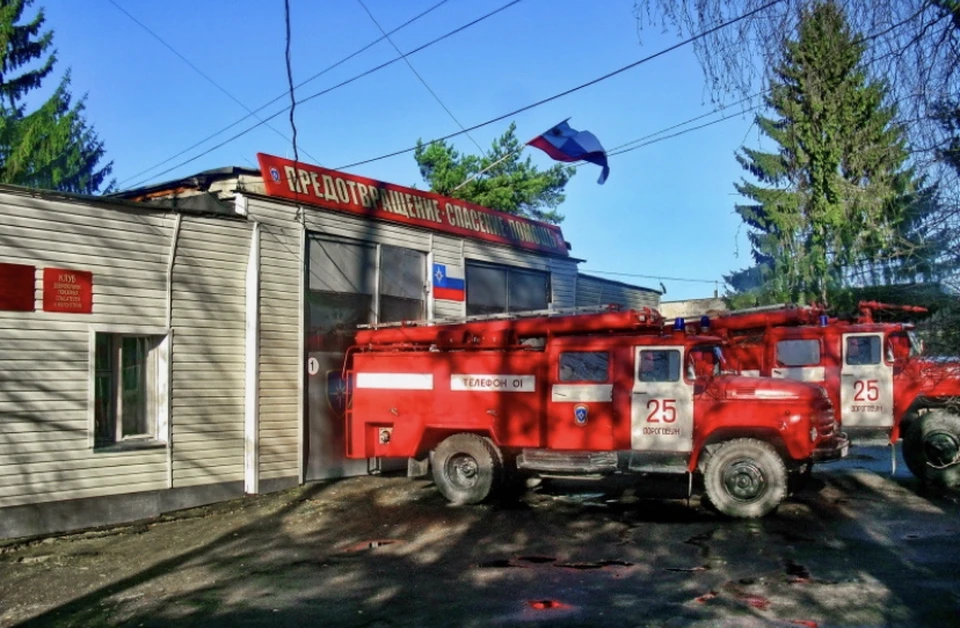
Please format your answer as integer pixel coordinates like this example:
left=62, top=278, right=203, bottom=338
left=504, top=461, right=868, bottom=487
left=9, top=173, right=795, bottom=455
left=169, top=216, right=250, bottom=487
left=245, top=198, right=302, bottom=482
left=575, top=274, right=660, bottom=311
left=0, top=191, right=174, bottom=508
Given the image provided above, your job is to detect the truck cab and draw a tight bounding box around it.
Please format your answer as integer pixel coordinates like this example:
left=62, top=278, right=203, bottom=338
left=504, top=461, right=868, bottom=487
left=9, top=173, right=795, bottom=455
left=345, top=308, right=848, bottom=518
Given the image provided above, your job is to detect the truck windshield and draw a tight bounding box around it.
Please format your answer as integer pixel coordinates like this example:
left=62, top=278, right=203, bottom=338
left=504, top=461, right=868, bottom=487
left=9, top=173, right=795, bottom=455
left=687, top=344, right=724, bottom=379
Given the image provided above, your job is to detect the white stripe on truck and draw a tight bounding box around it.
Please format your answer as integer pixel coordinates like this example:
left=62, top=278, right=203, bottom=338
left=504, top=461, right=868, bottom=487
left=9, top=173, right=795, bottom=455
left=356, top=373, right=434, bottom=390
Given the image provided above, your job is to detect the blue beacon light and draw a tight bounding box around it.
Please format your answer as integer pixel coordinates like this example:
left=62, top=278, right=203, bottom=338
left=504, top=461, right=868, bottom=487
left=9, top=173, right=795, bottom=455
left=673, top=317, right=686, bottom=331
left=818, top=314, right=829, bottom=327
left=699, top=315, right=711, bottom=330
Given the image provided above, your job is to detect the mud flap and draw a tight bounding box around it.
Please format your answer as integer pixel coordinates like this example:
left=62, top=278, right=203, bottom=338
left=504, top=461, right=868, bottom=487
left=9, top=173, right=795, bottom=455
left=408, top=455, right=430, bottom=478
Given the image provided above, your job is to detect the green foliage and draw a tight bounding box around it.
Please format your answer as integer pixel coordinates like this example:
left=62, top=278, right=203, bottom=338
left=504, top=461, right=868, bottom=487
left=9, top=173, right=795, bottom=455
left=729, top=1, right=925, bottom=305
left=0, top=0, right=112, bottom=194
left=413, top=122, right=575, bottom=224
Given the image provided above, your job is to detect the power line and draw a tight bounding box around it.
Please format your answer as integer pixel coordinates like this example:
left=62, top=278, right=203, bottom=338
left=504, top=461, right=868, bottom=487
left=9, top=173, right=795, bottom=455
left=117, top=0, right=454, bottom=187
left=570, top=8, right=929, bottom=169
left=334, top=0, right=786, bottom=170
left=284, top=0, right=299, bottom=165
left=121, top=0, right=520, bottom=191
left=356, top=0, right=485, bottom=154
left=106, top=0, right=320, bottom=165
left=582, top=269, right=719, bottom=284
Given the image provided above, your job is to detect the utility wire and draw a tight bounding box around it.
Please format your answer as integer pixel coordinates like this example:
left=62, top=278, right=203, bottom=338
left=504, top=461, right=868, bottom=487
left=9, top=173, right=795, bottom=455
left=356, top=0, right=485, bottom=154
left=106, top=0, right=320, bottom=165
left=333, top=0, right=786, bottom=170
left=582, top=269, right=719, bottom=284
left=284, top=0, right=300, bottom=165
left=121, top=0, right=520, bottom=191
left=118, top=0, right=454, bottom=187
left=571, top=7, right=931, bottom=170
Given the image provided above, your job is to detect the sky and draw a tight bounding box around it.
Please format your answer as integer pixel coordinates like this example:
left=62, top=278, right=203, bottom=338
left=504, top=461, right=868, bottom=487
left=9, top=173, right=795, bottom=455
left=41, top=0, right=768, bottom=301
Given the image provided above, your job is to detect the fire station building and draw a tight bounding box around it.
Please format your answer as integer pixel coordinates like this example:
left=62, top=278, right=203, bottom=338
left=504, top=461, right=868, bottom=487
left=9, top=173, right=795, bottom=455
left=0, top=154, right=658, bottom=539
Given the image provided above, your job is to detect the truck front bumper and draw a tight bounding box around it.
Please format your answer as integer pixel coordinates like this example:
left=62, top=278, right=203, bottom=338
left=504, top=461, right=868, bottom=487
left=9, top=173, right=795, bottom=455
left=813, top=432, right=850, bottom=463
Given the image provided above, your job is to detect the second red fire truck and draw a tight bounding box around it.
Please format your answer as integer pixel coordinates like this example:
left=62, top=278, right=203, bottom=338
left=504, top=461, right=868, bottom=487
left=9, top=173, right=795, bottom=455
left=691, top=302, right=960, bottom=486
left=343, top=307, right=848, bottom=518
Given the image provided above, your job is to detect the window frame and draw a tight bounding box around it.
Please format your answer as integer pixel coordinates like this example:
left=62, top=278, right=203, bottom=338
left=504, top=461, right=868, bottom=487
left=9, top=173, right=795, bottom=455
left=845, top=334, right=882, bottom=366
left=636, top=348, right=682, bottom=383
left=307, top=235, right=427, bottom=329
left=88, top=326, right=171, bottom=450
left=464, top=260, right=550, bottom=316
left=775, top=338, right=821, bottom=367
left=558, top=351, right=610, bottom=382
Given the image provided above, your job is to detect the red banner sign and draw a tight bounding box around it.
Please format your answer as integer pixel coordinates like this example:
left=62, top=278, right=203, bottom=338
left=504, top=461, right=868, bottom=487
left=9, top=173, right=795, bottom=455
left=0, top=262, right=36, bottom=311
left=257, top=153, right=568, bottom=257
left=43, top=268, right=93, bottom=313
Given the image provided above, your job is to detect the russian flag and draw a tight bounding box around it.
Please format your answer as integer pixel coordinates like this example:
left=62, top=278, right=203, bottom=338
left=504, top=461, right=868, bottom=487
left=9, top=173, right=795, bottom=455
left=528, top=120, right=610, bottom=184
left=433, top=263, right=465, bottom=302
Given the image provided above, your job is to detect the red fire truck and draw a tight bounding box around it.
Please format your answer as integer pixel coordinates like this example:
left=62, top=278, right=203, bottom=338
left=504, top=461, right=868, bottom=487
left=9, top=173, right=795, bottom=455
left=343, top=308, right=848, bottom=518
left=691, top=302, right=960, bottom=486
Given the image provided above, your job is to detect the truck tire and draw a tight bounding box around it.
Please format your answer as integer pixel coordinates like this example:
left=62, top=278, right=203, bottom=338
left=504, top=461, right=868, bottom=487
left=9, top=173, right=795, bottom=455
left=703, top=438, right=788, bottom=519
left=432, top=433, right=502, bottom=504
left=903, top=411, right=960, bottom=487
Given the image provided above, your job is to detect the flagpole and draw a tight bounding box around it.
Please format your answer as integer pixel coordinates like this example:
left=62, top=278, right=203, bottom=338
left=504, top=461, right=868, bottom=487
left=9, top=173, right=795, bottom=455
left=450, top=148, right=521, bottom=193
left=449, top=124, right=559, bottom=193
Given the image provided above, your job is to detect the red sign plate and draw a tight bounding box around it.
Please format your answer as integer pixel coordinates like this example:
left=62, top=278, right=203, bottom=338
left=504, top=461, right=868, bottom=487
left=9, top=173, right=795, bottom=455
left=43, top=268, right=93, bottom=313
left=257, top=153, right=568, bottom=257
left=0, top=262, right=36, bottom=311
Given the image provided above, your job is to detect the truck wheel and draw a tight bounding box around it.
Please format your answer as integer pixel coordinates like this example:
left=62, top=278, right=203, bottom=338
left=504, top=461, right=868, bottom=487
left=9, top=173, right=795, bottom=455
left=703, top=438, right=787, bottom=518
left=903, top=411, right=960, bottom=487
left=432, top=434, right=502, bottom=504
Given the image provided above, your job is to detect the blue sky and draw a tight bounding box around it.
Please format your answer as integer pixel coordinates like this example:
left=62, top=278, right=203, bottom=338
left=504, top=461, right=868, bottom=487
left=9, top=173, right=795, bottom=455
left=42, top=0, right=766, bottom=301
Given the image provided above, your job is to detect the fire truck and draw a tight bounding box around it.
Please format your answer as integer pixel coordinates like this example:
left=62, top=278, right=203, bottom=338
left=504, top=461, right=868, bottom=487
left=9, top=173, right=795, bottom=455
left=689, top=301, right=960, bottom=486
left=343, top=307, right=848, bottom=518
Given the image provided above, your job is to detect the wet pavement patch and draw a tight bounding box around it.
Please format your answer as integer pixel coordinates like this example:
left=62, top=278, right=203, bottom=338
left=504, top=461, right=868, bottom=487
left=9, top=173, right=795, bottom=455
left=477, top=559, right=516, bottom=568
left=695, top=590, right=718, bottom=603
left=527, top=599, right=571, bottom=611
left=478, top=557, right=632, bottom=571
left=555, top=560, right=633, bottom=570
left=740, top=594, right=771, bottom=610
left=684, top=529, right=716, bottom=558
left=341, top=539, right=402, bottom=553
left=516, top=555, right=556, bottom=564
left=784, top=559, right=812, bottom=583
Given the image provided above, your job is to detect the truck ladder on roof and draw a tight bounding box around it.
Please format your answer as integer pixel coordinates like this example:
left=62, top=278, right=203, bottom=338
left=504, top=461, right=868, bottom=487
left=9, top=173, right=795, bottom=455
left=354, top=305, right=663, bottom=349
left=356, top=304, right=625, bottom=331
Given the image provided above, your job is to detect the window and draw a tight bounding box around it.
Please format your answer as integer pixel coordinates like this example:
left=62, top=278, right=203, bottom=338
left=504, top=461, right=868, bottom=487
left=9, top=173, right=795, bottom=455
left=776, top=339, right=820, bottom=367
left=846, top=335, right=881, bottom=366
left=379, top=245, right=425, bottom=323
left=94, top=332, right=168, bottom=448
left=638, top=349, right=681, bottom=382
left=307, top=237, right=425, bottom=351
left=465, top=261, right=548, bottom=316
left=686, top=344, right=724, bottom=379
left=559, top=351, right=609, bottom=382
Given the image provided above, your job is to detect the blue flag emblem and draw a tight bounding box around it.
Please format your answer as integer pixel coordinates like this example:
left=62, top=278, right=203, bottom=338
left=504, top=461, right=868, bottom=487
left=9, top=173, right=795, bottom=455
left=574, top=404, right=588, bottom=425
left=326, top=370, right=351, bottom=416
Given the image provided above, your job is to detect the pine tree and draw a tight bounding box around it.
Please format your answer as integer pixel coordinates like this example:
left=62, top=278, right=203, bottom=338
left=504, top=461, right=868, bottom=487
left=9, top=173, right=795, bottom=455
left=414, top=123, right=574, bottom=224
left=0, top=0, right=112, bottom=194
left=731, top=1, right=920, bottom=304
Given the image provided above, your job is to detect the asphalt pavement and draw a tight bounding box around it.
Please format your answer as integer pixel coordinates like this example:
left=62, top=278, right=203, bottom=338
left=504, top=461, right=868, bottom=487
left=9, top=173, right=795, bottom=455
left=1, top=445, right=958, bottom=628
